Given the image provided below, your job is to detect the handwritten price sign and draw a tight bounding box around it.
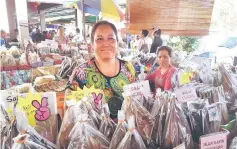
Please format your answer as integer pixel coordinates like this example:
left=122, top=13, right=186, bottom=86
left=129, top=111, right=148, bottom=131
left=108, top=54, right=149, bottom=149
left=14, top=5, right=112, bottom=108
left=17, top=93, right=51, bottom=126
left=123, top=80, right=151, bottom=98
left=200, top=132, right=228, bottom=149
left=175, top=87, right=197, bottom=103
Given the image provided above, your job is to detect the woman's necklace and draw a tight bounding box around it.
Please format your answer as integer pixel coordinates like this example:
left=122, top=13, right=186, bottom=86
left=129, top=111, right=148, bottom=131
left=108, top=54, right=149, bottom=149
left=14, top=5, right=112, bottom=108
left=95, top=59, right=118, bottom=77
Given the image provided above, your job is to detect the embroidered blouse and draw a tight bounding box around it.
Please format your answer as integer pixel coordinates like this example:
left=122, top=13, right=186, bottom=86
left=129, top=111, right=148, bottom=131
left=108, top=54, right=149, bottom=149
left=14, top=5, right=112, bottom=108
left=69, top=58, right=136, bottom=102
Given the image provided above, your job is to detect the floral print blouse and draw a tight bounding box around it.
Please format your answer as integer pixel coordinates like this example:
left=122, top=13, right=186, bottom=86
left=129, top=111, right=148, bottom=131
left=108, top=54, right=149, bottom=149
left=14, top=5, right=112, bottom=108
left=70, top=58, right=135, bottom=102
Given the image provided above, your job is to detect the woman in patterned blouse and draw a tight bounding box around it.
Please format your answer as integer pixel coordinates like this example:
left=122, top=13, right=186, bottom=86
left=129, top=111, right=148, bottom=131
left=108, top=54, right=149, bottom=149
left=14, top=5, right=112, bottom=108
left=69, top=21, right=135, bottom=118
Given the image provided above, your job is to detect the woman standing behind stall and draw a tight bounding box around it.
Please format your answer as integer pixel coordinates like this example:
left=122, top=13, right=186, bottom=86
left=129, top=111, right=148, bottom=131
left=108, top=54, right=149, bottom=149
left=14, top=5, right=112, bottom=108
left=54, top=26, right=68, bottom=50
left=146, top=46, right=177, bottom=91
left=68, top=21, right=135, bottom=117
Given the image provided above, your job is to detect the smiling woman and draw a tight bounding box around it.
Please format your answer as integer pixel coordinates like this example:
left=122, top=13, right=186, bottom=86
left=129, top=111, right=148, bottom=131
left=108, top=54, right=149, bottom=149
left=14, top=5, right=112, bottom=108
left=68, top=21, right=135, bottom=118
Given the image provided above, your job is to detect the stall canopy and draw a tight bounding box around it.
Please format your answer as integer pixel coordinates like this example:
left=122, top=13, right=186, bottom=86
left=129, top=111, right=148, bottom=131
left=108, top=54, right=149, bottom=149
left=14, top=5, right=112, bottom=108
left=127, top=0, right=215, bottom=36
left=67, top=0, right=125, bottom=22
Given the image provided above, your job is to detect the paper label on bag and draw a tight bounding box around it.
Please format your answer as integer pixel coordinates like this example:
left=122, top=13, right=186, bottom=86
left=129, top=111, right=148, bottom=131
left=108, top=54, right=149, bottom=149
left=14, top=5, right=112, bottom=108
left=17, top=92, right=55, bottom=126
left=179, top=72, right=192, bottom=85
left=17, top=93, right=41, bottom=126
left=200, top=132, right=228, bottom=149
left=208, top=106, right=220, bottom=121
left=173, top=143, right=185, bottom=149
left=66, top=86, right=104, bottom=108
left=123, top=80, right=151, bottom=98
left=175, top=87, right=197, bottom=103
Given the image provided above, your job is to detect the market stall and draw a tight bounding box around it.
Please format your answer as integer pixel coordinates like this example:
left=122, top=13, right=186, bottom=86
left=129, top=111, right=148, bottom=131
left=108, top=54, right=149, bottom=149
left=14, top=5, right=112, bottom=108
left=1, top=46, right=237, bottom=148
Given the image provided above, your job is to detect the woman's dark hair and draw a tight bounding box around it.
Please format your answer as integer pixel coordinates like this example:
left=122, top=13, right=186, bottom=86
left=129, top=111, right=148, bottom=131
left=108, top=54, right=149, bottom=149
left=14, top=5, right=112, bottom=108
left=154, top=29, right=161, bottom=36
left=157, top=46, right=172, bottom=57
left=91, top=20, right=118, bottom=44
left=142, top=30, right=149, bottom=37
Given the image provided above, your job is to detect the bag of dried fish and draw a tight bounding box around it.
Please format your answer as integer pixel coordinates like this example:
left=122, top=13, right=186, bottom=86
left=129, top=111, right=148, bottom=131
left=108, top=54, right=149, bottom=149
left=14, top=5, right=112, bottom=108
left=15, top=111, right=56, bottom=149
left=162, top=99, right=193, bottom=149
left=109, top=110, right=127, bottom=149
left=12, top=134, right=48, bottom=149
left=116, top=116, right=146, bottom=149
left=99, top=104, right=117, bottom=141
left=230, top=137, right=237, bottom=149
left=0, top=104, right=19, bottom=149
left=151, top=90, right=166, bottom=147
left=187, top=99, right=207, bottom=143
left=202, top=103, right=222, bottom=135
left=67, top=114, right=109, bottom=149
left=57, top=98, right=102, bottom=149
left=212, top=86, right=229, bottom=124
left=122, top=94, right=155, bottom=143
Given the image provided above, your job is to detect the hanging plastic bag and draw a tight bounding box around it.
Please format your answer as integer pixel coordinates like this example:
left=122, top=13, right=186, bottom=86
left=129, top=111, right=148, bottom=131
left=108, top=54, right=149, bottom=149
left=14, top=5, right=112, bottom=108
left=151, top=90, right=166, bottom=147
left=12, top=134, right=48, bottom=149
left=122, top=94, right=155, bottom=143
left=187, top=100, right=206, bottom=144
left=116, top=116, right=146, bottom=149
left=67, top=114, right=110, bottom=149
left=99, top=104, right=117, bottom=141
left=57, top=98, right=101, bottom=149
left=230, top=137, right=237, bottom=149
left=212, top=86, right=229, bottom=124
left=109, top=110, right=128, bottom=149
left=0, top=104, right=19, bottom=149
left=15, top=110, right=56, bottom=149
left=162, top=99, right=193, bottom=149
left=202, top=103, right=222, bottom=135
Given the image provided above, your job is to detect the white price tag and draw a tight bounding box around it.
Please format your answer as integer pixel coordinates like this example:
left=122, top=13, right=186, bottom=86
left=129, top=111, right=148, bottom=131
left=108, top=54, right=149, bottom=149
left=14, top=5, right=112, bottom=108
left=175, top=87, right=197, bottom=103
left=200, top=132, right=228, bottom=149
left=123, top=81, right=151, bottom=98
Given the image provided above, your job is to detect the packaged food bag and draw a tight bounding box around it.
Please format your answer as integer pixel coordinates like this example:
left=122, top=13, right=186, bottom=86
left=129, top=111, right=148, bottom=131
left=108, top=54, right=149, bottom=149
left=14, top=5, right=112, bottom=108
left=99, top=104, right=117, bottom=141
left=230, top=136, right=237, bottom=149
left=0, top=104, right=19, bottom=149
left=116, top=116, right=146, bottom=149
left=151, top=92, right=167, bottom=146
left=162, top=100, right=193, bottom=149
left=67, top=114, right=109, bottom=149
left=57, top=98, right=101, bottom=149
left=14, top=110, right=56, bottom=149
left=12, top=134, right=48, bottom=149
left=202, top=103, right=222, bottom=135
left=109, top=110, right=128, bottom=149
left=122, top=94, right=155, bottom=143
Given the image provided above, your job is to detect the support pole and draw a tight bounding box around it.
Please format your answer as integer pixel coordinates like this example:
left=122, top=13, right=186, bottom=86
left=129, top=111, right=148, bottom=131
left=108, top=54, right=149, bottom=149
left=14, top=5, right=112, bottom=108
left=75, top=9, right=78, bottom=28
left=81, top=0, right=86, bottom=41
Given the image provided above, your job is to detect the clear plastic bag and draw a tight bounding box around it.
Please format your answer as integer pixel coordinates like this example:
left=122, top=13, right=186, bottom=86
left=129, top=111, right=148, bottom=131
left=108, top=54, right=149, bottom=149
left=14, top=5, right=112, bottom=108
left=67, top=114, right=110, bottom=149
left=0, top=104, right=18, bottom=149
left=116, top=116, right=146, bottom=149
left=151, top=91, right=167, bottom=146
left=212, top=86, right=229, bottom=124
left=162, top=100, right=193, bottom=149
left=15, top=111, right=57, bottom=149
left=202, top=103, right=222, bottom=135
left=57, top=99, right=101, bottom=149
left=187, top=100, right=207, bottom=143
left=230, top=137, right=237, bottom=149
left=122, top=95, right=155, bottom=143
left=109, top=110, right=128, bottom=149
left=12, top=134, right=48, bottom=149
left=99, top=104, right=117, bottom=141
